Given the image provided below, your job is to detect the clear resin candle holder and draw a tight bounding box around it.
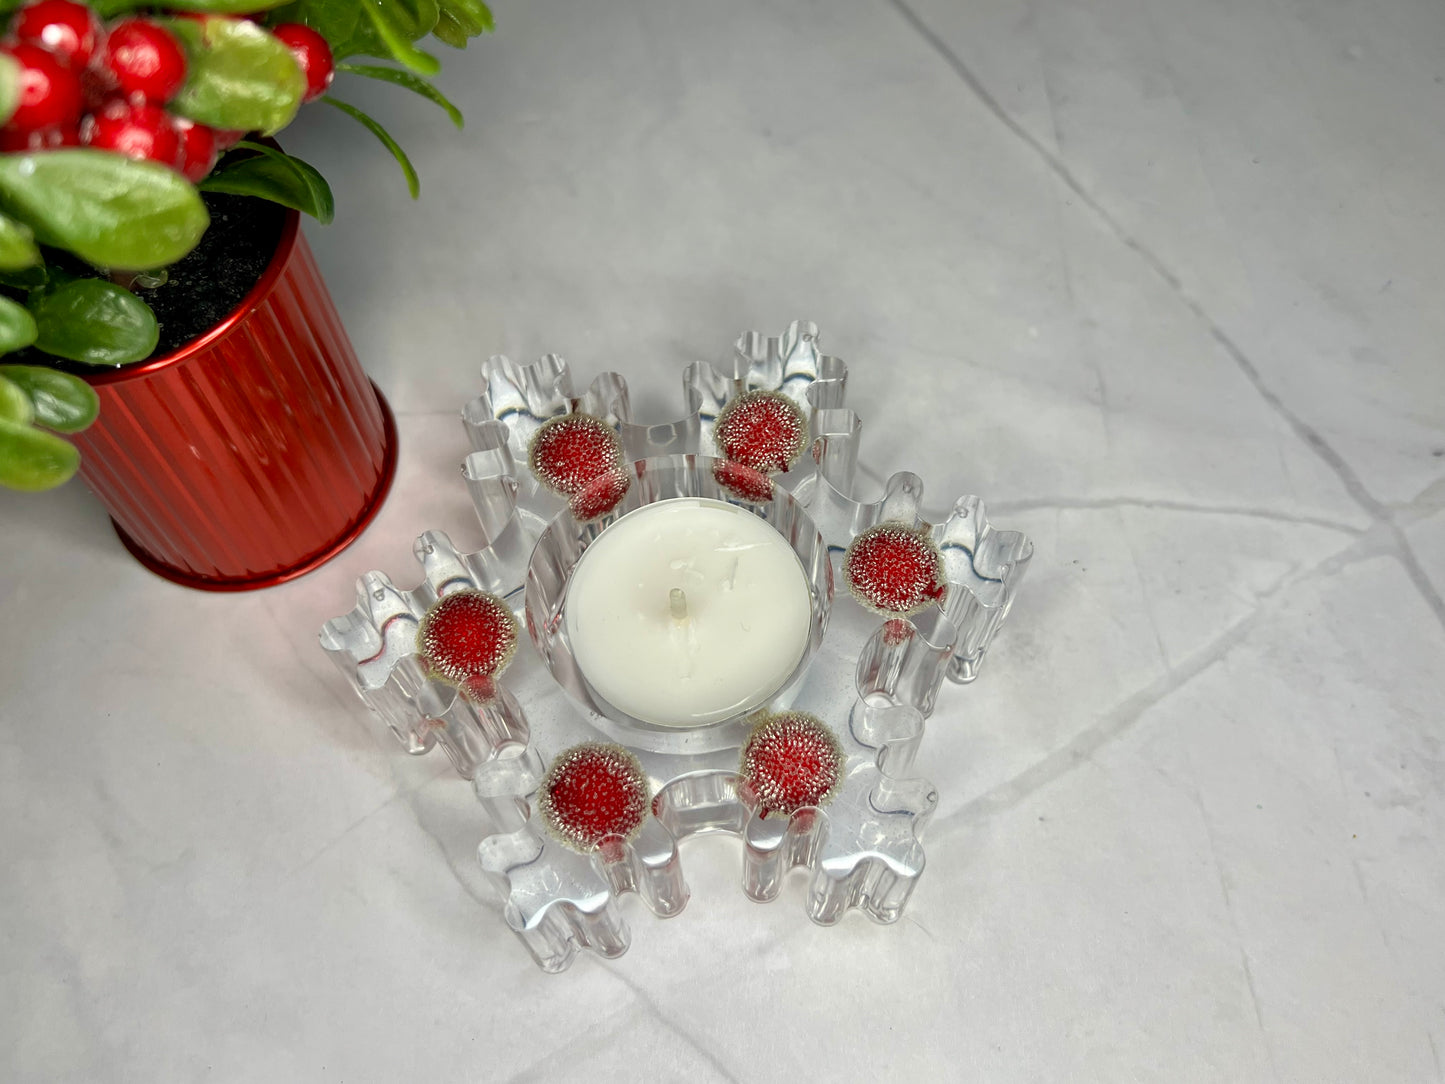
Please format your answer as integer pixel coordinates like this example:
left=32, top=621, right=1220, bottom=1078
left=320, top=320, right=1034, bottom=972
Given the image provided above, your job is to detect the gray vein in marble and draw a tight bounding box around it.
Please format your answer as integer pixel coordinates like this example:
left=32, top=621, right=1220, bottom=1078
left=256, top=596, right=502, bottom=912
left=399, top=778, right=502, bottom=915
left=886, top=0, right=1445, bottom=644
left=989, top=495, right=1365, bottom=536
left=281, top=783, right=416, bottom=883
left=602, top=967, right=742, bottom=1084
left=1391, top=476, right=1445, bottom=518
left=1326, top=737, right=1442, bottom=1080
left=499, top=1003, right=648, bottom=1084
left=264, top=597, right=368, bottom=722
left=1199, top=323, right=1445, bottom=636
left=930, top=528, right=1395, bottom=840
left=270, top=751, right=503, bottom=920
left=1123, top=522, right=1171, bottom=670
left=904, top=913, right=939, bottom=943
left=883, top=0, right=1187, bottom=292
left=1187, top=776, right=1282, bottom=1083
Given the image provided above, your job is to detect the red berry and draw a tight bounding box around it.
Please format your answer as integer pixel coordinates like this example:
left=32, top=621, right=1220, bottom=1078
left=171, top=116, right=216, bottom=181
left=270, top=23, right=333, bottom=102
left=94, top=19, right=186, bottom=105
left=0, top=121, right=77, bottom=150
left=211, top=127, right=244, bottom=151
left=81, top=100, right=179, bottom=166
left=0, top=42, right=83, bottom=132
left=11, top=0, right=102, bottom=69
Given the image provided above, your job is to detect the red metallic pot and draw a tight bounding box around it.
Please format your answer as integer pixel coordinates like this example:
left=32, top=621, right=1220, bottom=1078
left=68, top=209, right=397, bottom=591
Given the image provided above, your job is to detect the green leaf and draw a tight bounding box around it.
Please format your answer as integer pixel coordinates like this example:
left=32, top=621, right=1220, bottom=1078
left=0, top=373, right=32, bottom=425
left=168, top=17, right=307, bottom=135
left=324, top=97, right=419, bottom=198
left=154, top=0, right=290, bottom=10
left=429, top=10, right=467, bottom=48
left=0, top=151, right=209, bottom=271
left=92, top=0, right=288, bottom=13
left=0, top=418, right=79, bottom=491
left=200, top=143, right=336, bottom=223
left=0, top=295, right=37, bottom=353
left=0, top=212, right=40, bottom=271
left=0, top=264, right=47, bottom=291
left=336, top=63, right=463, bottom=127
left=269, top=0, right=439, bottom=64
left=361, top=0, right=440, bottom=75
left=0, top=51, right=19, bottom=129
left=436, top=0, right=491, bottom=36
left=0, top=364, right=99, bottom=432
left=264, top=0, right=366, bottom=56
left=30, top=279, right=158, bottom=366
left=264, top=0, right=439, bottom=65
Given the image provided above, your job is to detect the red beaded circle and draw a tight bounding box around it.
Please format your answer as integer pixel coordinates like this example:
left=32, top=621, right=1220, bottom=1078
left=416, top=590, right=518, bottom=688
left=538, top=743, right=651, bottom=853
left=740, top=712, right=844, bottom=816
left=528, top=412, right=623, bottom=497
left=568, top=464, right=631, bottom=522
left=713, top=391, right=807, bottom=474
left=842, top=523, right=948, bottom=616
left=711, top=458, right=774, bottom=503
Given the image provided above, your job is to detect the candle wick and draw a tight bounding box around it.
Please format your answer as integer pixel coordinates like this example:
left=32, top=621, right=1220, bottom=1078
left=669, top=587, right=689, bottom=621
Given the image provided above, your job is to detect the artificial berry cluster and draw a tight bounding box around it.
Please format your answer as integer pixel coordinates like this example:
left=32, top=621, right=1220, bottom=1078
left=0, top=0, right=334, bottom=182
left=527, top=411, right=633, bottom=521
left=538, top=743, right=652, bottom=854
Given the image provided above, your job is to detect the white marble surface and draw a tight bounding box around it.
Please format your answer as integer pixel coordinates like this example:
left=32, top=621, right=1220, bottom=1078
left=4, top=0, right=1445, bottom=1079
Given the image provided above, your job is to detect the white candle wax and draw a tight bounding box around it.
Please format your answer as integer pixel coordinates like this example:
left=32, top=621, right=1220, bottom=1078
left=564, top=497, right=813, bottom=727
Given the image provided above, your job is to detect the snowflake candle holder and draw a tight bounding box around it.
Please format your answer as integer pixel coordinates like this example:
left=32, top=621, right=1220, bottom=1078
left=320, top=321, right=1034, bottom=972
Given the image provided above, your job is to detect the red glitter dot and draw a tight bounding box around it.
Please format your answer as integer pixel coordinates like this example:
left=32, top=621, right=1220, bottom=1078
left=882, top=617, right=914, bottom=646
left=711, top=458, right=774, bottom=503
left=528, top=413, right=623, bottom=496
left=740, top=712, right=844, bottom=816
left=843, top=523, right=948, bottom=616
left=568, top=465, right=631, bottom=522
left=459, top=674, right=497, bottom=704
left=417, top=590, right=519, bottom=687
left=713, top=391, right=807, bottom=474
left=538, top=743, right=651, bottom=853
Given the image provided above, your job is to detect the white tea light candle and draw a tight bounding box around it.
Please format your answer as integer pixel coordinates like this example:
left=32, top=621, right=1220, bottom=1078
left=564, top=497, right=813, bottom=727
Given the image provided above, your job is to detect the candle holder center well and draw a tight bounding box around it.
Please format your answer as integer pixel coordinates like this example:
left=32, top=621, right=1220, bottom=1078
left=525, top=454, right=834, bottom=755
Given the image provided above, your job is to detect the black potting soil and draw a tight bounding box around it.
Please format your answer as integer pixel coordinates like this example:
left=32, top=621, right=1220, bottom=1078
left=135, top=191, right=287, bottom=358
